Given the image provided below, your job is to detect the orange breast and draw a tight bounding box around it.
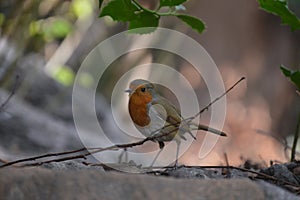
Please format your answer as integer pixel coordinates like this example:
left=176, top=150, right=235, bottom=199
left=128, top=92, right=152, bottom=127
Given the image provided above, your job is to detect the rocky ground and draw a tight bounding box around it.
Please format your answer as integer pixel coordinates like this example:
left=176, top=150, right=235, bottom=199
left=0, top=162, right=299, bottom=200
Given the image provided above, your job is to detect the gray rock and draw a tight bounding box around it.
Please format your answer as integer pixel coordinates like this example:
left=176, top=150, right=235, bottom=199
left=257, top=180, right=298, bottom=200
left=40, top=160, right=104, bottom=171
left=162, top=166, right=248, bottom=179
left=260, top=164, right=300, bottom=185
left=0, top=166, right=298, bottom=200
left=0, top=168, right=266, bottom=200
left=162, top=166, right=223, bottom=179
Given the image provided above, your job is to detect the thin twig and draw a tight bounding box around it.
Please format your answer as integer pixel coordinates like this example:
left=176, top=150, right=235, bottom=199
left=223, top=153, right=231, bottom=177
left=198, top=165, right=300, bottom=188
left=0, top=75, right=20, bottom=112
left=0, top=138, right=152, bottom=168
left=291, top=112, right=300, bottom=161
left=224, top=153, right=230, bottom=167
left=75, top=162, right=300, bottom=191
left=1, top=130, right=188, bottom=168
left=0, top=148, right=88, bottom=168
left=192, top=77, right=245, bottom=119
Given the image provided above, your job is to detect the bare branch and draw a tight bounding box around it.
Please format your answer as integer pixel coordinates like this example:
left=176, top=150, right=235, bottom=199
left=223, top=153, right=231, bottom=177
left=192, top=77, right=245, bottom=119
left=0, top=138, right=152, bottom=168
left=0, top=147, right=88, bottom=168
left=291, top=113, right=300, bottom=161
left=198, top=165, right=300, bottom=188
left=0, top=75, right=21, bottom=112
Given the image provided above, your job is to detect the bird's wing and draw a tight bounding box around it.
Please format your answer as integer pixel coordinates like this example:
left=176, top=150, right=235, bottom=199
left=150, top=95, right=182, bottom=124
left=150, top=95, right=196, bottom=140
left=150, top=95, right=225, bottom=139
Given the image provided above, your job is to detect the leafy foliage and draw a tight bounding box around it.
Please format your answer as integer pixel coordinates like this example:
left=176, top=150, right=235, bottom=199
left=128, top=11, right=160, bottom=34
left=72, top=0, right=94, bottom=19
left=257, top=0, right=300, bottom=31
left=160, top=0, right=187, bottom=7
left=54, top=66, right=75, bottom=86
left=176, top=14, right=205, bottom=34
left=280, top=65, right=300, bottom=92
left=258, top=1, right=300, bottom=93
left=29, top=18, right=73, bottom=41
left=100, top=0, right=139, bottom=22
left=99, top=0, right=205, bottom=34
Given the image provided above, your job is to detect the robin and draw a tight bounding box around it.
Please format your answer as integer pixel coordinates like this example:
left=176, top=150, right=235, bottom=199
left=125, top=79, right=227, bottom=166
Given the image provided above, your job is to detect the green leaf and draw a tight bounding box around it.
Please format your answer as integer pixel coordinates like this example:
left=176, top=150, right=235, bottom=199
left=257, top=0, right=300, bottom=31
left=176, top=14, right=205, bottom=34
left=160, top=0, right=187, bottom=7
left=53, top=66, right=75, bottom=86
left=280, top=65, right=300, bottom=91
left=43, top=18, right=72, bottom=40
left=72, top=0, right=94, bottom=19
left=100, top=0, right=139, bottom=22
left=128, top=11, right=160, bottom=34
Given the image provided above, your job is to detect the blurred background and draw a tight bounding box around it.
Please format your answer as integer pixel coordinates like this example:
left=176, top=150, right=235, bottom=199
left=0, top=0, right=299, bottom=167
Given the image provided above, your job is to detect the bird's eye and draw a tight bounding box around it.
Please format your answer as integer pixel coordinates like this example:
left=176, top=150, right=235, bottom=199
left=140, top=87, right=146, bottom=92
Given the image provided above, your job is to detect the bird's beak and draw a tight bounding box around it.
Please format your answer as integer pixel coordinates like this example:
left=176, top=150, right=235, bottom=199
left=125, top=89, right=132, bottom=93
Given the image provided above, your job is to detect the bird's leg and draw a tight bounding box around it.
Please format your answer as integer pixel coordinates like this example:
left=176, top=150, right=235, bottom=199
left=185, top=129, right=196, bottom=140
left=118, top=148, right=128, bottom=163
left=150, top=141, right=165, bottom=167
left=174, top=140, right=181, bottom=168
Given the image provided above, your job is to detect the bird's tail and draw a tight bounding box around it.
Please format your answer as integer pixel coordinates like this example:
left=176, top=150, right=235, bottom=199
left=190, top=123, right=227, bottom=137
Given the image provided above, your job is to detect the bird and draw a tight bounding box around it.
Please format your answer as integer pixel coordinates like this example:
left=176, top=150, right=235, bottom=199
left=125, top=79, right=227, bottom=167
